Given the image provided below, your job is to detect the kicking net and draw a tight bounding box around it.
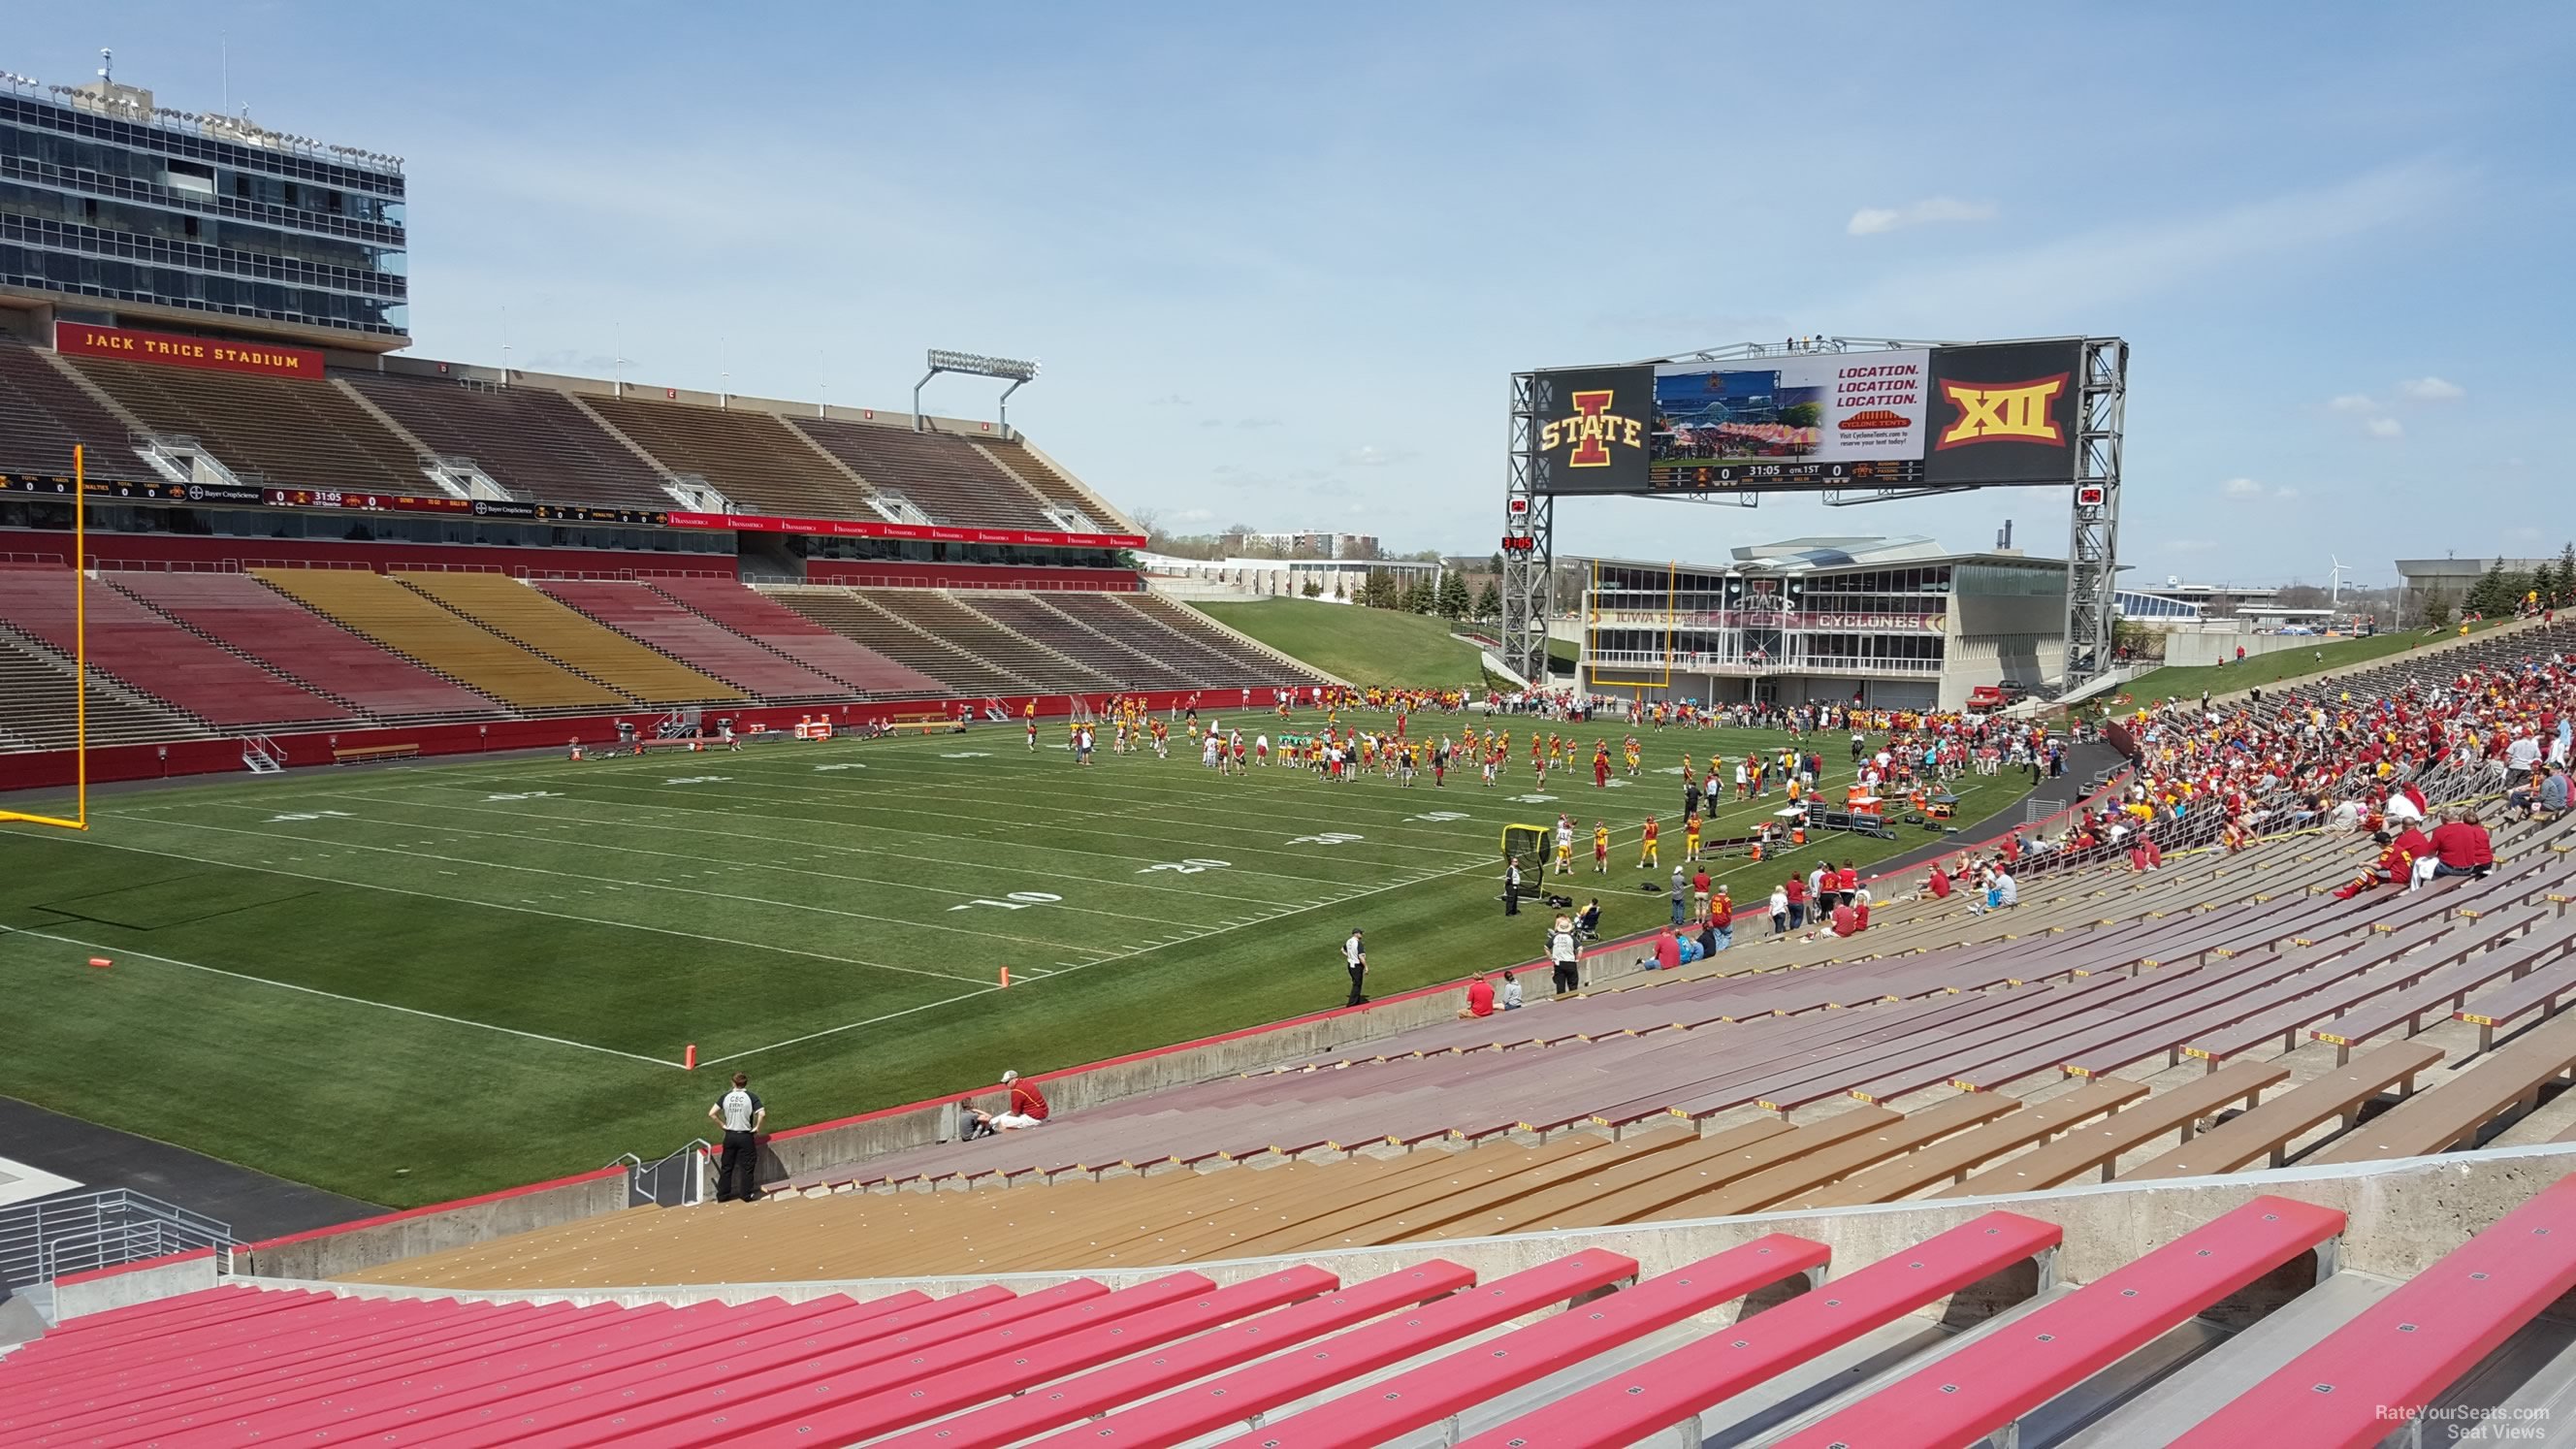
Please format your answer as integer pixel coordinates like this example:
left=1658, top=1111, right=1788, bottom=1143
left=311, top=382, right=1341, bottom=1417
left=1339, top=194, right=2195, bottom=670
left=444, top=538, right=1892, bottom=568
left=1500, top=823, right=1550, bottom=872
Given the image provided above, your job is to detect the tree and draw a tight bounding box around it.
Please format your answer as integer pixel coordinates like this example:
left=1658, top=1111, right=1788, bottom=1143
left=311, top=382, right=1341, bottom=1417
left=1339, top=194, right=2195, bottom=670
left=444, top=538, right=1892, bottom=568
left=1301, top=578, right=1323, bottom=598
left=1474, top=578, right=1501, bottom=620
left=2559, top=543, right=2576, bottom=605
left=2412, top=584, right=2457, bottom=628
left=1436, top=569, right=1471, bottom=620
left=1361, top=568, right=1397, bottom=609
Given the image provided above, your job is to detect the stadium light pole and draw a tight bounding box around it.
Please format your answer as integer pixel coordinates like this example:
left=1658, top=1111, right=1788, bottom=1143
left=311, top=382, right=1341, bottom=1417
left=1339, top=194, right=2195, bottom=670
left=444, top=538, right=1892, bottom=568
left=915, top=349, right=1040, bottom=439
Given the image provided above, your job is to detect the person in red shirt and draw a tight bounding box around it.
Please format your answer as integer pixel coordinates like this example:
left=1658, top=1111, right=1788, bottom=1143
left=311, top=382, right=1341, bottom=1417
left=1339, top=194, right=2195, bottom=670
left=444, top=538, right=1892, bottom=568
left=1853, top=894, right=1871, bottom=932
left=967, top=1070, right=1048, bottom=1136
left=1784, top=873, right=1808, bottom=929
left=1836, top=861, right=1860, bottom=902
left=1654, top=925, right=1683, bottom=971
left=1827, top=899, right=1858, bottom=936
left=1926, top=864, right=1952, bottom=899
left=2429, top=808, right=2496, bottom=881
left=1457, top=975, right=1497, bottom=1018
left=2334, top=833, right=2419, bottom=900
left=2129, top=837, right=2163, bottom=872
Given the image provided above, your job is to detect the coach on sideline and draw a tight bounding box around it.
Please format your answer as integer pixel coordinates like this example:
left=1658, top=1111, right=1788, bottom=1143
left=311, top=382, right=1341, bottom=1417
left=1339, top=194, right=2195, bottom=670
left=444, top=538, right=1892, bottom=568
left=1343, top=926, right=1369, bottom=1007
left=707, top=1072, right=765, bottom=1204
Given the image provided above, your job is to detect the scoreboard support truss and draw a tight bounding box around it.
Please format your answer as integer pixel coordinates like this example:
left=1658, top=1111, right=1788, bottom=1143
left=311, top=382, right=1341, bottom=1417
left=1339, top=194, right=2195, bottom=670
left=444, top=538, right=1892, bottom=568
left=1498, top=370, right=1554, bottom=686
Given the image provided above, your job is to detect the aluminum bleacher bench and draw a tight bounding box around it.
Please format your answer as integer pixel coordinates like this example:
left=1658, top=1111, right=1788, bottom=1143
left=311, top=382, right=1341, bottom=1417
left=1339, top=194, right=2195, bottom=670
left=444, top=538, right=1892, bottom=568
left=1789, top=1079, right=2146, bottom=1209
left=693, top=1266, right=1332, bottom=1445
left=2180, top=910, right=2543, bottom=1068
left=1935, top=1059, right=2289, bottom=1195
left=2119, top=1041, right=2445, bottom=1179
left=1011, top=1250, right=1640, bottom=1448
left=2455, top=950, right=2576, bottom=1050
left=866, top=1262, right=1473, bottom=1449
left=1531, top=1110, right=1899, bottom=1228
left=2303, top=1009, right=2576, bottom=1164
left=2171, top=1175, right=2576, bottom=1446
left=1451, top=1212, right=2063, bottom=1449
left=1424, top=1118, right=1794, bottom=1237
left=1224, top=1236, right=1828, bottom=1447
left=1650, top=1094, right=2024, bottom=1221
left=1770, top=1196, right=2346, bottom=1449
left=2310, top=937, right=2567, bottom=1064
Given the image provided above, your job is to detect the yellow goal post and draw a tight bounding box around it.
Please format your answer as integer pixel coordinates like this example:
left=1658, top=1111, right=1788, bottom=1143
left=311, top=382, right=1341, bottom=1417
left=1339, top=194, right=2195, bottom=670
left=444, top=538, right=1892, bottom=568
left=0, top=443, right=89, bottom=831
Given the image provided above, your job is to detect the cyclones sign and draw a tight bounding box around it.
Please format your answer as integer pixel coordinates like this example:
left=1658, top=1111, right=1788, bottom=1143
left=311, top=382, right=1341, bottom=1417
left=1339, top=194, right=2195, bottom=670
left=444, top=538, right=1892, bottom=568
left=55, top=322, right=327, bottom=381
left=1531, top=366, right=1653, bottom=492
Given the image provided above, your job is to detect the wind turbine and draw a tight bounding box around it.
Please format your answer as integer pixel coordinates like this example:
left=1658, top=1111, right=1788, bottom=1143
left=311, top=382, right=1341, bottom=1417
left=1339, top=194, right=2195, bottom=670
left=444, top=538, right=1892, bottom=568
left=2328, top=556, right=2351, bottom=607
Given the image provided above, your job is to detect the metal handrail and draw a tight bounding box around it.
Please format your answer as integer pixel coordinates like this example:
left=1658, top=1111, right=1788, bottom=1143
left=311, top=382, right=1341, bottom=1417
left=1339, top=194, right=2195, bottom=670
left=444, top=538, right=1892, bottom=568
left=0, top=1188, right=232, bottom=1288
left=627, top=1140, right=712, bottom=1208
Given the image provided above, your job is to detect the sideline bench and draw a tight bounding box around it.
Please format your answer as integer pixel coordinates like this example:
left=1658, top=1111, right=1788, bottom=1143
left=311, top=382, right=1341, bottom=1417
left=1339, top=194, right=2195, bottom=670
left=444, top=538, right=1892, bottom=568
left=331, top=742, right=419, bottom=764
left=2304, top=1009, right=2576, bottom=1164
left=1454, top=1212, right=2064, bottom=1449
left=2120, top=1042, right=2444, bottom=1178
left=886, top=710, right=961, bottom=734
left=1014, top=1251, right=1639, bottom=1448
left=1772, top=1196, right=2347, bottom=1449
left=870, top=1263, right=1473, bottom=1449
left=1936, top=1060, right=2288, bottom=1196
left=1234, top=1236, right=1828, bottom=1447
left=2173, top=1175, right=2576, bottom=1445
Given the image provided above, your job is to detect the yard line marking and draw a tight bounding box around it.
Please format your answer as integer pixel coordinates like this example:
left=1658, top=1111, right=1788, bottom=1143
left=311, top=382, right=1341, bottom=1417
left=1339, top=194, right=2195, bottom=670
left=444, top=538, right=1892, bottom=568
left=0, top=923, right=677, bottom=1068
left=698, top=986, right=999, bottom=1068
left=120, top=815, right=1130, bottom=955
left=34, top=832, right=991, bottom=985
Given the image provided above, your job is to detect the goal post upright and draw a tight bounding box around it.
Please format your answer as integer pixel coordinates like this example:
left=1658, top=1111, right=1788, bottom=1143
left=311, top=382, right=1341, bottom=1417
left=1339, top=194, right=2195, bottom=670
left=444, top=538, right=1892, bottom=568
left=0, top=443, right=89, bottom=832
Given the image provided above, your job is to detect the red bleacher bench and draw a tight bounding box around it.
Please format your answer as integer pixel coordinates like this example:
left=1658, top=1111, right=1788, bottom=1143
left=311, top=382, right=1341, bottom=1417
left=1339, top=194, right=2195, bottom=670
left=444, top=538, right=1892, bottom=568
left=870, top=1262, right=1476, bottom=1449
left=738, top=1266, right=1334, bottom=1444
left=1014, top=1250, right=1641, bottom=1448
left=1229, top=1234, right=1828, bottom=1447
left=1457, top=1212, right=2063, bottom=1449
left=2173, top=1174, right=2576, bottom=1447
left=1770, top=1195, right=2346, bottom=1449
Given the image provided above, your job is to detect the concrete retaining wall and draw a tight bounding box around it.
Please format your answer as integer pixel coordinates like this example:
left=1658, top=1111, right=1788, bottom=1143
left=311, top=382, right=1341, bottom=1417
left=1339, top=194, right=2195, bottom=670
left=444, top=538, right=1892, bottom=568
left=238, top=1168, right=628, bottom=1282
left=52, top=1247, right=219, bottom=1320
left=270, top=1143, right=2576, bottom=1311
left=2162, top=631, right=2313, bottom=668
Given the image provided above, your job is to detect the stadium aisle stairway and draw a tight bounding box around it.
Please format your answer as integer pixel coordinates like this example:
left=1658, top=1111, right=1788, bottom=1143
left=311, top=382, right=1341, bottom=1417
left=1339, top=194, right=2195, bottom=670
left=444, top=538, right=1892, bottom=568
left=764, top=585, right=1039, bottom=697
left=352, top=824, right=2576, bottom=1290
left=581, top=393, right=865, bottom=520
left=0, top=338, right=160, bottom=483
left=0, top=568, right=354, bottom=730
left=250, top=568, right=628, bottom=712
left=786, top=416, right=1067, bottom=531
left=64, top=354, right=423, bottom=495
left=982, top=435, right=1133, bottom=527
left=955, top=591, right=1198, bottom=691
left=339, top=371, right=680, bottom=511
left=646, top=577, right=947, bottom=696
left=877, top=589, right=1117, bottom=692
left=392, top=572, right=744, bottom=706
left=534, top=579, right=853, bottom=702
left=20, top=1183, right=2576, bottom=1447
left=108, top=571, right=500, bottom=723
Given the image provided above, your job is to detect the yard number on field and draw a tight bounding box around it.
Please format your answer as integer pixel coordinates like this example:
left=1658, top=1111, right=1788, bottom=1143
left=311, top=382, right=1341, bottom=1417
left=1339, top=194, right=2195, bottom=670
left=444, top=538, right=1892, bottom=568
left=1287, top=831, right=1366, bottom=847
left=1411, top=811, right=1471, bottom=822
left=267, top=810, right=355, bottom=823
left=950, top=890, right=1064, bottom=912
left=484, top=791, right=564, bottom=801
left=665, top=775, right=731, bottom=785
left=813, top=762, right=868, bottom=772
left=1139, top=858, right=1230, bottom=875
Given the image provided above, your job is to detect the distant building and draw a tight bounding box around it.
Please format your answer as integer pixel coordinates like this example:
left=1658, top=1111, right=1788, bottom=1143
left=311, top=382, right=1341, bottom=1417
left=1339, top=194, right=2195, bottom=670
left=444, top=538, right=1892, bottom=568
left=1578, top=534, right=2067, bottom=711
left=2396, top=557, right=2552, bottom=615
left=1237, top=531, right=1379, bottom=561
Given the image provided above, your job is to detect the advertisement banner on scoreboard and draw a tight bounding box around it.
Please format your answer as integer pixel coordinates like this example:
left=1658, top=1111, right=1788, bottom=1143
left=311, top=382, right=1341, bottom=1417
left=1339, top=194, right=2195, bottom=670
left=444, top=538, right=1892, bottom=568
left=1653, top=349, right=1930, bottom=467
left=1922, top=340, right=2084, bottom=485
left=1531, top=366, right=1654, bottom=494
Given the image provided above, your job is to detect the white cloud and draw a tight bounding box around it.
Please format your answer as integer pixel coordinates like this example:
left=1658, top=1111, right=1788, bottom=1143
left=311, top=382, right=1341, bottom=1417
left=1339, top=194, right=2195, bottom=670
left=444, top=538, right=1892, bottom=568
left=2221, top=477, right=2264, bottom=499
left=2398, top=376, right=2463, bottom=402
left=1143, top=393, right=1192, bottom=407
left=1172, top=506, right=1215, bottom=523
left=2274, top=485, right=2302, bottom=499
left=1847, top=196, right=1997, bottom=237
left=2327, top=394, right=2378, bottom=414
left=2366, top=416, right=2404, bottom=439
left=1340, top=444, right=1415, bottom=467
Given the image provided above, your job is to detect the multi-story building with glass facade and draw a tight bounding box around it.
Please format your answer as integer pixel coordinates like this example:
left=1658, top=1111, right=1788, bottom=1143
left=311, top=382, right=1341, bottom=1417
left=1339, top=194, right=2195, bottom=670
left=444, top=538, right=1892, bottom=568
left=0, top=67, right=406, bottom=350
left=1579, top=535, right=2067, bottom=711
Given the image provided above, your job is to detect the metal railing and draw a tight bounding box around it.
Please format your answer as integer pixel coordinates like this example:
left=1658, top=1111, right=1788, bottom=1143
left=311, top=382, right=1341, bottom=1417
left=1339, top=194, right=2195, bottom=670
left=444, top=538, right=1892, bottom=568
left=0, top=1189, right=232, bottom=1289
left=624, top=1140, right=711, bottom=1208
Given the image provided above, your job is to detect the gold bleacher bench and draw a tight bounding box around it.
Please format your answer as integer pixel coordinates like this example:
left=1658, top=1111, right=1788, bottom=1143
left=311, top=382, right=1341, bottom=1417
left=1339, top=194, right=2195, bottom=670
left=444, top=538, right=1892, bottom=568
left=332, top=742, right=420, bottom=765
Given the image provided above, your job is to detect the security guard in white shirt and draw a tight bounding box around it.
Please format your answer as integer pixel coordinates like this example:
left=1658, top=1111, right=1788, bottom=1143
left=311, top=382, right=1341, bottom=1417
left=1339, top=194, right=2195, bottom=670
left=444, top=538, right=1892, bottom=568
left=707, top=1072, right=766, bottom=1203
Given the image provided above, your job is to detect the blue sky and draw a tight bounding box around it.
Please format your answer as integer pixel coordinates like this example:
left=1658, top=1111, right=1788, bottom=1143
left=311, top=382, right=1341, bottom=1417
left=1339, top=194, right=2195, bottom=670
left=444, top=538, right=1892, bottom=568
left=15, top=4, right=2574, bottom=586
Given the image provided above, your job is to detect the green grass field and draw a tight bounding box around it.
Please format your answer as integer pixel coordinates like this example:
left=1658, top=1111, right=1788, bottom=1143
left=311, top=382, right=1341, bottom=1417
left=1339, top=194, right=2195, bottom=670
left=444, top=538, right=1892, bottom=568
left=0, top=716, right=2023, bottom=1208
left=1191, top=598, right=1488, bottom=687
left=2098, top=620, right=2509, bottom=712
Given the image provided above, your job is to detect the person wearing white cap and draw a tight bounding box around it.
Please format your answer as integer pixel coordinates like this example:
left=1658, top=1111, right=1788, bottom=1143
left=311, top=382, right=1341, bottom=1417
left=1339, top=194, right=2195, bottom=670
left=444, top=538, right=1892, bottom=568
left=965, top=1069, right=1049, bottom=1138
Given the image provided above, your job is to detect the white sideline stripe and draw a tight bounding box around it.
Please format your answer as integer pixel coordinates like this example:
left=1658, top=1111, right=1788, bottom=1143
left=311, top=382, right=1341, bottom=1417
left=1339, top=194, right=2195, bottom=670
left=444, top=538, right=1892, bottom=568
left=35, top=833, right=982, bottom=986
left=697, top=987, right=998, bottom=1068
left=0, top=923, right=677, bottom=1068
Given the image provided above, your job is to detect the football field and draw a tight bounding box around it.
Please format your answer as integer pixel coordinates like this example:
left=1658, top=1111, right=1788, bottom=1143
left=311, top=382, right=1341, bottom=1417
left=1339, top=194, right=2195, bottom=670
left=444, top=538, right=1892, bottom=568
left=0, top=715, right=2026, bottom=1207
